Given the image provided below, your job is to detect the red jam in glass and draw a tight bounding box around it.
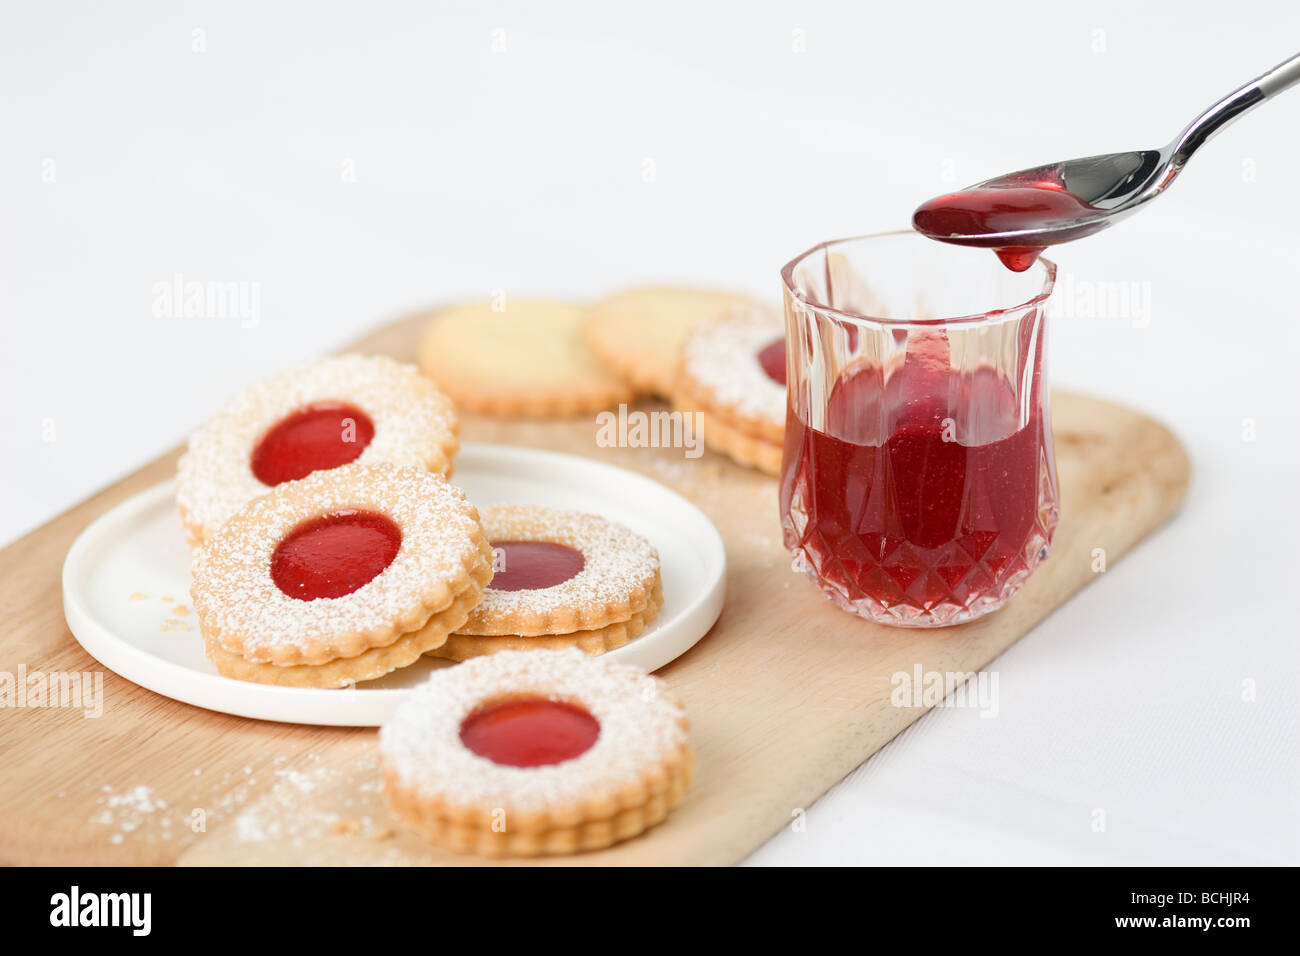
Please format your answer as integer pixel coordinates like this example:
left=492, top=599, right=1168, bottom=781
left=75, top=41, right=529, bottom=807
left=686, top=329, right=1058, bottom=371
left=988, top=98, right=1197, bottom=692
left=251, top=402, right=375, bottom=486
left=757, top=337, right=787, bottom=386
left=459, top=697, right=600, bottom=767
left=271, top=510, right=402, bottom=600
left=912, top=182, right=1101, bottom=272
left=780, top=332, right=1054, bottom=620
left=488, top=541, right=585, bottom=591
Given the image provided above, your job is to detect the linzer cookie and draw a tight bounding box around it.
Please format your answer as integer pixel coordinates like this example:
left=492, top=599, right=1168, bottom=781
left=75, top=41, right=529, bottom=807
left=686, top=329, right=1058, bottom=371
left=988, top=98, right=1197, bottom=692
left=674, top=305, right=786, bottom=475
left=191, top=464, right=493, bottom=688
left=433, top=505, right=662, bottom=661
left=417, top=299, right=632, bottom=417
left=583, top=286, right=760, bottom=396
left=177, top=354, right=458, bottom=546
left=380, top=648, right=694, bottom=856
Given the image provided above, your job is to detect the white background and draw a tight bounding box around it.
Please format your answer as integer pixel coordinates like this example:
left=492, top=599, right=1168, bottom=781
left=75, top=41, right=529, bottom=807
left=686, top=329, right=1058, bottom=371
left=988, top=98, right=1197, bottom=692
left=2, top=1, right=1297, bottom=864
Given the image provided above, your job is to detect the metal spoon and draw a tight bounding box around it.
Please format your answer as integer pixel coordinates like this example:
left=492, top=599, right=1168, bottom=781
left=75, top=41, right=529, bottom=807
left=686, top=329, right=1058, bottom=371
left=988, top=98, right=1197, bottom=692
left=919, top=51, right=1300, bottom=249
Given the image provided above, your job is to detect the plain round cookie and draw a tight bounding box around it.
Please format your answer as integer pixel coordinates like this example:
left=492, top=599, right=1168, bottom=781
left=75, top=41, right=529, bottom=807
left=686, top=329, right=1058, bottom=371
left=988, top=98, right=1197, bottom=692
left=583, top=286, right=760, bottom=397
left=418, top=300, right=633, bottom=417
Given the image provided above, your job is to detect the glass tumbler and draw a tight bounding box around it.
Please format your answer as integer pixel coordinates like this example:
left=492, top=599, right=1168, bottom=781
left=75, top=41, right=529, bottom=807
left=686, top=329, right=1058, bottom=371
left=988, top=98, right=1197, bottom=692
left=778, top=232, right=1059, bottom=627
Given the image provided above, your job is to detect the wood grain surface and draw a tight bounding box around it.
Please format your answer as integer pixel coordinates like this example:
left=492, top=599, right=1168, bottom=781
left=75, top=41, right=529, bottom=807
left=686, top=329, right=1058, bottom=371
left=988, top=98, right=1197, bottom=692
left=0, top=310, right=1190, bottom=865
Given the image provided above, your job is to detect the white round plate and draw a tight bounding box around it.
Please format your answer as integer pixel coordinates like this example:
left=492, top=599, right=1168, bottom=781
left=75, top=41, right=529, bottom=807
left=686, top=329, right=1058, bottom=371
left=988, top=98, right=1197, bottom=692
left=62, top=443, right=726, bottom=726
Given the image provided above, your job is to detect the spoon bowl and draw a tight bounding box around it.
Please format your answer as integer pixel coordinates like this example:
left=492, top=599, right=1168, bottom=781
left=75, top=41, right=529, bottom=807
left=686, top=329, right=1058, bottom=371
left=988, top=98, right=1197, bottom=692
left=916, top=52, right=1300, bottom=251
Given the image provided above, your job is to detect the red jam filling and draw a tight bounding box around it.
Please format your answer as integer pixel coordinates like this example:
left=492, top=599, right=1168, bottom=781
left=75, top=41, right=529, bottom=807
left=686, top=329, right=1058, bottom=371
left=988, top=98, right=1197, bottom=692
left=251, top=402, right=375, bottom=486
left=270, top=510, right=402, bottom=601
left=488, top=541, right=584, bottom=591
left=459, top=697, right=601, bottom=767
left=990, top=246, right=1045, bottom=272
left=757, top=337, right=787, bottom=386
left=912, top=182, right=1101, bottom=272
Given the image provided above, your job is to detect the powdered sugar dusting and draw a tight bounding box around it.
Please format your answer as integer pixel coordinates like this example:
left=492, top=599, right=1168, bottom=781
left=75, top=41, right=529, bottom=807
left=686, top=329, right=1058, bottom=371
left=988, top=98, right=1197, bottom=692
left=463, top=505, right=659, bottom=633
left=191, top=463, right=485, bottom=659
left=177, top=354, right=458, bottom=542
left=227, top=755, right=393, bottom=847
left=89, top=786, right=167, bottom=837
left=682, top=306, right=786, bottom=426
left=380, top=649, right=687, bottom=813
left=88, top=784, right=173, bottom=845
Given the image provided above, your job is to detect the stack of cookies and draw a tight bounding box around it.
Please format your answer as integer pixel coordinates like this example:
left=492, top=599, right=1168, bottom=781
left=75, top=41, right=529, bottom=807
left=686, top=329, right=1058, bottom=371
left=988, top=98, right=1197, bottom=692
left=380, top=648, right=694, bottom=857
left=191, top=464, right=494, bottom=687
left=672, top=305, right=787, bottom=475
left=180, top=354, right=668, bottom=689
left=434, top=505, right=664, bottom=661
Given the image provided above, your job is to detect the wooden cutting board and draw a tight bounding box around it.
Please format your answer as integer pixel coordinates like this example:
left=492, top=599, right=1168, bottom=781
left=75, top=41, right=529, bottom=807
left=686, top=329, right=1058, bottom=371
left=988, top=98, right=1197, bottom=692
left=0, top=310, right=1190, bottom=866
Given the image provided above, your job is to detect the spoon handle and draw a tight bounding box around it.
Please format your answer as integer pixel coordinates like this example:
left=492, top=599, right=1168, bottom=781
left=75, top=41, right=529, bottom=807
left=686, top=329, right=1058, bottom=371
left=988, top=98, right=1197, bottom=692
left=1170, top=51, right=1300, bottom=166
left=1256, top=52, right=1300, bottom=97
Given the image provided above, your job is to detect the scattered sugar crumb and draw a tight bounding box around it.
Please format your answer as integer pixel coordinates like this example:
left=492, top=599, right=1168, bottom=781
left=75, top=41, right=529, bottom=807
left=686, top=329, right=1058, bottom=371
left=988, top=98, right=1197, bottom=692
left=91, top=785, right=170, bottom=845
left=107, top=785, right=166, bottom=814
left=275, top=768, right=317, bottom=793
left=88, top=774, right=265, bottom=849
left=224, top=754, right=387, bottom=849
left=129, top=592, right=149, bottom=602
left=160, top=618, right=191, bottom=633
left=235, top=814, right=268, bottom=843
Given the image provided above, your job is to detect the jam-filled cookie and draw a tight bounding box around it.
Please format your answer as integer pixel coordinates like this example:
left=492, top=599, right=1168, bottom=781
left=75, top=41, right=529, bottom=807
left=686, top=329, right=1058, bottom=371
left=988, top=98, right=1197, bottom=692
left=432, top=505, right=663, bottom=661
left=191, top=464, right=493, bottom=688
left=177, top=354, right=458, bottom=546
left=673, top=305, right=786, bottom=475
left=380, top=648, right=694, bottom=856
